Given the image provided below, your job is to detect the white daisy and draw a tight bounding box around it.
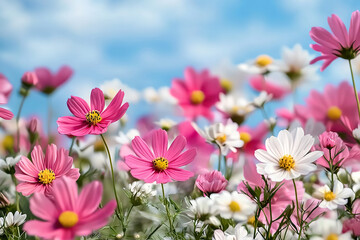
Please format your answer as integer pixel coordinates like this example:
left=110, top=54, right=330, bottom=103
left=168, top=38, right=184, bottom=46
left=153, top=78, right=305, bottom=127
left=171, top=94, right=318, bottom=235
left=211, top=191, right=256, bottom=222
left=238, top=55, right=276, bottom=75
left=255, top=127, right=323, bottom=182
left=186, top=197, right=220, bottom=226
left=252, top=91, right=272, bottom=108
left=4, top=211, right=26, bottom=227
left=351, top=171, right=360, bottom=193
left=0, top=156, right=21, bottom=173
left=193, top=120, right=244, bottom=155
left=143, top=86, right=177, bottom=104
left=216, top=93, right=254, bottom=125
left=128, top=181, right=156, bottom=205
left=313, top=180, right=354, bottom=210
left=309, top=217, right=351, bottom=240
left=352, top=125, right=360, bottom=140
left=213, top=224, right=254, bottom=240
left=154, top=118, right=177, bottom=131
left=275, top=44, right=319, bottom=88
left=115, top=129, right=140, bottom=145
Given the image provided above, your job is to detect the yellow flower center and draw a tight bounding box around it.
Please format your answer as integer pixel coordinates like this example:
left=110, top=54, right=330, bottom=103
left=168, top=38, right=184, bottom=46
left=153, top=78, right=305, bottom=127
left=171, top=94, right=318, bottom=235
left=279, top=155, right=295, bottom=171
left=247, top=216, right=256, bottom=226
left=326, top=233, right=338, bottom=240
left=2, top=135, right=14, bottom=151
left=152, top=157, right=168, bottom=171
left=38, top=169, right=55, bottom=184
left=190, top=90, right=205, bottom=104
left=327, top=106, right=342, bottom=120
left=240, top=132, right=252, bottom=144
left=256, top=55, right=273, bottom=67
left=229, top=201, right=241, bottom=212
left=85, top=110, right=102, bottom=125
left=220, top=79, right=233, bottom=93
left=216, top=134, right=227, bottom=144
left=58, top=211, right=79, bottom=228
left=324, top=191, right=336, bottom=201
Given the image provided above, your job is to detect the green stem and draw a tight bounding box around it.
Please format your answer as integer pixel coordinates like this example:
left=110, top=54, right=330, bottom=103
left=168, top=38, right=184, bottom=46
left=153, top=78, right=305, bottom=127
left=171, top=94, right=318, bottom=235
left=11, top=174, right=20, bottom=211
left=267, top=200, right=273, bottom=240
left=123, top=204, right=134, bottom=236
left=349, top=59, right=360, bottom=120
left=68, top=137, right=76, bottom=156
left=293, top=179, right=302, bottom=240
left=161, top=183, right=174, bottom=233
left=16, top=92, right=28, bottom=152
left=100, top=134, right=123, bottom=221
left=217, top=145, right=222, bottom=172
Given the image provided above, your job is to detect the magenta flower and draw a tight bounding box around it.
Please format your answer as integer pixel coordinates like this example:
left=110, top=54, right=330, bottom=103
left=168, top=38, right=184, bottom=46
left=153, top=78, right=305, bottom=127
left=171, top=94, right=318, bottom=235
left=125, top=129, right=196, bottom=183
left=310, top=11, right=360, bottom=71
left=15, top=144, right=80, bottom=196
left=0, top=73, right=12, bottom=104
left=195, top=170, right=227, bottom=195
left=23, top=177, right=116, bottom=240
left=249, top=75, right=290, bottom=100
left=35, top=65, right=73, bottom=94
left=170, top=67, right=222, bottom=120
left=57, top=88, right=129, bottom=136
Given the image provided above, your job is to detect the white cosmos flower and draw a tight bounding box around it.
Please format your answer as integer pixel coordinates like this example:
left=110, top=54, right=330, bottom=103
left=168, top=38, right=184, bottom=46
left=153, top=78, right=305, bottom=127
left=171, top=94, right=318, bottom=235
left=193, top=120, right=244, bottom=155
left=143, top=86, right=177, bottom=104
left=211, top=191, right=256, bottom=222
left=313, top=180, right=354, bottom=210
left=186, top=197, right=220, bottom=226
left=0, top=156, right=21, bottom=173
left=154, top=118, right=177, bottom=131
left=216, top=93, right=254, bottom=122
left=351, top=171, right=360, bottom=193
left=213, top=224, right=254, bottom=240
left=255, top=127, right=323, bottom=182
left=115, top=129, right=140, bottom=145
left=100, top=78, right=140, bottom=103
left=4, top=211, right=26, bottom=227
left=238, top=55, right=277, bottom=75
left=309, top=217, right=351, bottom=240
left=252, top=91, right=272, bottom=108
left=275, top=44, right=319, bottom=88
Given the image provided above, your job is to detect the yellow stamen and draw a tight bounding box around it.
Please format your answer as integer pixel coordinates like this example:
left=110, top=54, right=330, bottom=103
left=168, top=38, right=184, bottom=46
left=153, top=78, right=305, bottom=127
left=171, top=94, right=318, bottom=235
left=152, top=157, right=168, bottom=171
left=220, top=79, right=233, bottom=93
left=216, top=134, right=227, bottom=144
left=324, top=191, right=336, bottom=201
left=327, top=106, right=342, bottom=120
left=58, top=211, right=79, bottom=228
left=256, top=55, right=273, bottom=67
left=229, top=201, right=241, bottom=212
left=86, top=110, right=102, bottom=125
left=326, top=233, right=338, bottom=240
left=38, top=169, right=55, bottom=185
left=190, top=90, right=205, bottom=104
left=279, top=155, right=295, bottom=171
left=240, top=132, right=252, bottom=144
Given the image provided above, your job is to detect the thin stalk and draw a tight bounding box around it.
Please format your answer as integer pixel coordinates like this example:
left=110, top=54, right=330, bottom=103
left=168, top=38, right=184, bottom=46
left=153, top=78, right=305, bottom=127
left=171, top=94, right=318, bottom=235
left=349, top=59, right=360, bottom=120
left=123, top=204, right=134, bottom=236
left=11, top=174, right=20, bottom=211
left=68, top=137, right=76, bottom=155
left=100, top=134, right=123, bottom=221
left=217, top=145, right=222, bottom=172
left=16, top=92, right=28, bottom=152
left=293, top=179, right=302, bottom=240
left=161, top=183, right=174, bottom=233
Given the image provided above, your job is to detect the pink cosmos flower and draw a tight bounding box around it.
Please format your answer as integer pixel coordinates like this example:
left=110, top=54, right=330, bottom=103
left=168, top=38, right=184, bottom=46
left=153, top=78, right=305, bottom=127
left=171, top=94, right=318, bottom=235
left=0, top=73, right=12, bottom=104
left=0, top=108, right=13, bottom=120
left=15, top=144, right=80, bottom=196
left=35, top=65, right=73, bottom=94
left=125, top=129, right=196, bottom=183
left=21, top=71, right=38, bottom=87
left=57, top=88, right=129, bottom=136
left=249, top=75, right=291, bottom=100
left=316, top=132, right=349, bottom=168
left=170, top=67, right=222, bottom=120
left=310, top=11, right=360, bottom=71
left=195, top=170, right=227, bottom=195
left=24, top=177, right=116, bottom=240
left=343, top=199, right=360, bottom=236
left=304, top=81, right=359, bottom=132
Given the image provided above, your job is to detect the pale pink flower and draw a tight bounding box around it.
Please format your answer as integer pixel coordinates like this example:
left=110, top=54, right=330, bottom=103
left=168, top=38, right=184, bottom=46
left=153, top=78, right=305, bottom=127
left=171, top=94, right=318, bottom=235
left=125, top=129, right=196, bottom=183
left=304, top=81, right=358, bottom=132
left=249, top=75, right=290, bottom=100
left=35, top=65, right=73, bottom=94
left=15, top=144, right=80, bottom=196
left=23, top=177, right=116, bottom=240
left=21, top=71, right=38, bottom=87
left=195, top=170, right=227, bottom=195
left=310, top=11, right=360, bottom=71
left=0, top=73, right=12, bottom=104
left=170, top=67, right=222, bottom=120
left=57, top=88, right=129, bottom=136
left=342, top=199, right=360, bottom=236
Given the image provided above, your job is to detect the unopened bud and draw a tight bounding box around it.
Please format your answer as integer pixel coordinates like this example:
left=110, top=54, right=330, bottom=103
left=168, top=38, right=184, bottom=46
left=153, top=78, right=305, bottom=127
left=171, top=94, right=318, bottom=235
left=29, top=118, right=38, bottom=133
left=21, top=71, right=38, bottom=87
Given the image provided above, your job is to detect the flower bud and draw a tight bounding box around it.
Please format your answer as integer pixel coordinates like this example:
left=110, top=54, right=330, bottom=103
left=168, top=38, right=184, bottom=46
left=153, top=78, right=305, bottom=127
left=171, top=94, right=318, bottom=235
left=319, top=131, right=338, bottom=149
left=21, top=71, right=38, bottom=87
left=28, top=117, right=38, bottom=133
left=195, top=170, right=227, bottom=195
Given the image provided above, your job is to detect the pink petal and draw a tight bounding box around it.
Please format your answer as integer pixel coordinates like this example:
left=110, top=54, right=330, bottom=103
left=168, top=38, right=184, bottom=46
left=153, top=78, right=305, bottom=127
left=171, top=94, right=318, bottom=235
left=101, top=89, right=128, bottom=121
left=131, top=136, right=155, bottom=160
left=77, top=181, right=103, bottom=217
left=34, top=67, right=53, bottom=91
left=90, top=88, right=105, bottom=112
left=166, top=167, right=194, bottom=181
left=23, top=220, right=60, bottom=239
left=151, top=129, right=168, bottom=158
left=165, top=135, right=186, bottom=160
left=54, top=65, right=73, bottom=87
left=30, top=193, right=59, bottom=221
left=125, top=155, right=153, bottom=168
left=16, top=182, right=44, bottom=196
left=57, top=116, right=91, bottom=137
left=44, top=144, right=57, bottom=169
left=31, top=145, right=45, bottom=170
left=0, top=108, right=13, bottom=120
left=52, top=177, right=78, bottom=211
left=328, top=14, right=349, bottom=47
left=67, top=96, right=90, bottom=118
left=170, top=148, right=196, bottom=167
left=310, top=27, right=340, bottom=49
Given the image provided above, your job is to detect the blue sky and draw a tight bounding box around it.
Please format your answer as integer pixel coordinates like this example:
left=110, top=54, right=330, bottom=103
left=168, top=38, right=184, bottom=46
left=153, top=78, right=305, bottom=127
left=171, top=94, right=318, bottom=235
left=0, top=0, right=359, bottom=127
